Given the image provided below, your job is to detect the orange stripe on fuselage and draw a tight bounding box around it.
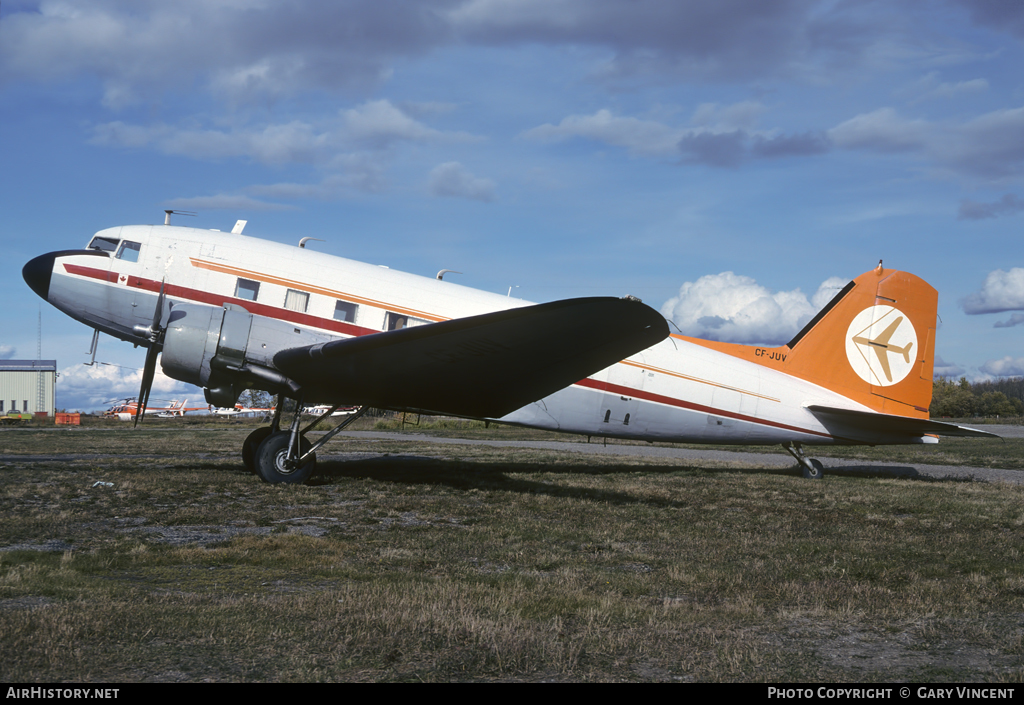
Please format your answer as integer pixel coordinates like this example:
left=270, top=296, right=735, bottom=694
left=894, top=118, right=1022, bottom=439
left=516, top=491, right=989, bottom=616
left=618, top=358, right=780, bottom=403
left=189, top=257, right=449, bottom=323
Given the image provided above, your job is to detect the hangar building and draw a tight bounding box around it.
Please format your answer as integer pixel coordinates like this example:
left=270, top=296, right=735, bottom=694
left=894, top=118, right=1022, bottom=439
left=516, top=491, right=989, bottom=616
left=0, top=360, right=56, bottom=417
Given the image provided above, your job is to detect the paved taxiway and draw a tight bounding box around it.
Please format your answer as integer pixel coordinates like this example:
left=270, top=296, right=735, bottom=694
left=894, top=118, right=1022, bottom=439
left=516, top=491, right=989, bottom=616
left=334, top=426, right=1023, bottom=484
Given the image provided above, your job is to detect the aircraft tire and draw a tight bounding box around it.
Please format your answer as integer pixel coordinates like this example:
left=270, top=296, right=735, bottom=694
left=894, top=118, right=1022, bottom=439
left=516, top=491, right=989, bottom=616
left=255, top=431, right=317, bottom=484
left=802, top=458, right=825, bottom=480
left=242, top=426, right=274, bottom=474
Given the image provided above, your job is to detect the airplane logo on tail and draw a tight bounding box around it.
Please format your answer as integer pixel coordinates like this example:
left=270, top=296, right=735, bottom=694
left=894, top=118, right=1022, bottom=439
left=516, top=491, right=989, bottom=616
left=845, top=306, right=918, bottom=386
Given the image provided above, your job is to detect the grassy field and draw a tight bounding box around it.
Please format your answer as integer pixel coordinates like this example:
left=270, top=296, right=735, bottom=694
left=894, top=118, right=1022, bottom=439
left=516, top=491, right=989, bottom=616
left=0, top=422, right=1022, bottom=682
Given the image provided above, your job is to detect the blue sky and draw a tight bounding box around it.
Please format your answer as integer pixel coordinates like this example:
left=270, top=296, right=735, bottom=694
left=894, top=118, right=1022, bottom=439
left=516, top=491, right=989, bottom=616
left=1, top=0, right=1022, bottom=412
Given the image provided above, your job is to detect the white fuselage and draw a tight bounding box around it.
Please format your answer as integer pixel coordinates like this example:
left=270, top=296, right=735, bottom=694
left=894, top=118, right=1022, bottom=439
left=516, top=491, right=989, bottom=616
left=43, top=224, right=879, bottom=445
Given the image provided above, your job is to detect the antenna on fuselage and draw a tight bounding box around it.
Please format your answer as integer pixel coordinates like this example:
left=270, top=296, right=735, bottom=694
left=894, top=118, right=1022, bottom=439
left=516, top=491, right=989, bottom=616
left=299, top=237, right=324, bottom=249
left=163, top=210, right=197, bottom=225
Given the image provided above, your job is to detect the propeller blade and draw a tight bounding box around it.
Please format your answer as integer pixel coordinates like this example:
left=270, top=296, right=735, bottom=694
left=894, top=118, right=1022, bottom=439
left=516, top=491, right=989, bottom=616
left=134, top=345, right=159, bottom=428
left=151, top=280, right=167, bottom=331
left=133, top=279, right=168, bottom=429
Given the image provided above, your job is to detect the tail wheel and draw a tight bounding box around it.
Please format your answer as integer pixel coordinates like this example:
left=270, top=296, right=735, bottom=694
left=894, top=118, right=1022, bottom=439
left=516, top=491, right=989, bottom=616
left=242, top=426, right=274, bottom=474
left=255, top=431, right=317, bottom=484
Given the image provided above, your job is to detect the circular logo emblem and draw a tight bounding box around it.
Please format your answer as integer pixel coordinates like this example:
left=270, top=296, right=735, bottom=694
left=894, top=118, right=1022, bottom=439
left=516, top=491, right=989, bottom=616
left=845, top=305, right=918, bottom=386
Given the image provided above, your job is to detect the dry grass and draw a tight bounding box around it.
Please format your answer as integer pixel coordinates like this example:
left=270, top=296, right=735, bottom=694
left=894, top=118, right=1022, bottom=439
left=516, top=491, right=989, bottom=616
left=0, top=426, right=1022, bottom=682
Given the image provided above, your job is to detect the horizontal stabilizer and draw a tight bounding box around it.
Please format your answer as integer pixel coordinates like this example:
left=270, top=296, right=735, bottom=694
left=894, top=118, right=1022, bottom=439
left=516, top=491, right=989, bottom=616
left=274, top=297, right=669, bottom=418
left=807, top=405, right=1001, bottom=440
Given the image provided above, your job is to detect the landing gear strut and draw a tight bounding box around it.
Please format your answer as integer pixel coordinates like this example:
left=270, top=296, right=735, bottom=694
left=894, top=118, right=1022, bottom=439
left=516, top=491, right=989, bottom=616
left=784, top=442, right=825, bottom=480
left=244, top=401, right=369, bottom=484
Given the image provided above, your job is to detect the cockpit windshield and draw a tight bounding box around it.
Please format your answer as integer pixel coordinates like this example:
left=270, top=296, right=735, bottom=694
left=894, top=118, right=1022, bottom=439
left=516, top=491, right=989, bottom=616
left=116, top=240, right=141, bottom=262
left=88, top=236, right=120, bottom=253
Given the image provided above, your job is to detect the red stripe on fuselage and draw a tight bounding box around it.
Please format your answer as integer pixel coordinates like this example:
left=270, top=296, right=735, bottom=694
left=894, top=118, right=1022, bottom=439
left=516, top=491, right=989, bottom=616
left=573, top=378, right=834, bottom=440
left=61, top=263, right=379, bottom=338
left=63, top=264, right=119, bottom=284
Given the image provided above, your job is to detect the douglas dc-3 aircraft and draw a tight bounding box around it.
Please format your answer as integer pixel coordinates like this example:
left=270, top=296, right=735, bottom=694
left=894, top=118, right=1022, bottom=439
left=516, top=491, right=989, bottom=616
left=23, top=219, right=995, bottom=483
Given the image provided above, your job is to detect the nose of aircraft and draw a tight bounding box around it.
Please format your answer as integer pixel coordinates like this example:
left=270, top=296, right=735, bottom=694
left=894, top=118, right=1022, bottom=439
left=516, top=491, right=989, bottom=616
left=23, top=252, right=56, bottom=301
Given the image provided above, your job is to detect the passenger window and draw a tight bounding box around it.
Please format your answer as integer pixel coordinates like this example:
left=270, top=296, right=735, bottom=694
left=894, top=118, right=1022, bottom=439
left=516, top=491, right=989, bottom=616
left=334, top=301, right=358, bottom=323
left=284, top=289, right=309, bottom=313
left=115, top=240, right=141, bottom=262
left=88, top=236, right=119, bottom=253
left=235, top=278, right=260, bottom=301
left=386, top=312, right=429, bottom=331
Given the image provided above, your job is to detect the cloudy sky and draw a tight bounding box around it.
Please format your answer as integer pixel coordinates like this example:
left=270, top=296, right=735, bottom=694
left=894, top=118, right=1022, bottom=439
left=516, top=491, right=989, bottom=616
left=1, top=0, right=1022, bottom=411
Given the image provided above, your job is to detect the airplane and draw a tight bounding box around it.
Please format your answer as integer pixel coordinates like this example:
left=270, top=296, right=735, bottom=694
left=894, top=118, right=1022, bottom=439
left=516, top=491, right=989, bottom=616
left=212, top=402, right=274, bottom=417
left=850, top=315, right=912, bottom=384
left=102, top=397, right=206, bottom=421
left=23, top=219, right=996, bottom=483
left=303, top=404, right=358, bottom=417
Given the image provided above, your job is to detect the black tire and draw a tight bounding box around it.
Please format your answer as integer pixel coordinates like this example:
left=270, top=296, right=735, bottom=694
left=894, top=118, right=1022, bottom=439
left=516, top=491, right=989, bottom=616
left=802, top=458, right=825, bottom=480
left=255, top=431, right=317, bottom=484
left=242, top=426, right=274, bottom=474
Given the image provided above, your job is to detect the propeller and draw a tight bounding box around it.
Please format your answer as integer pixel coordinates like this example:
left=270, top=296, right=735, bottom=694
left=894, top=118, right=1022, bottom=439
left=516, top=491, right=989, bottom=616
left=132, top=281, right=168, bottom=427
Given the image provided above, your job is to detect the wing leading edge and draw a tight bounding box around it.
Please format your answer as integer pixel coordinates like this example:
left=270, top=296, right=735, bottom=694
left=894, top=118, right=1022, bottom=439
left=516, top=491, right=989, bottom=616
left=274, top=297, right=670, bottom=418
left=807, top=405, right=1001, bottom=442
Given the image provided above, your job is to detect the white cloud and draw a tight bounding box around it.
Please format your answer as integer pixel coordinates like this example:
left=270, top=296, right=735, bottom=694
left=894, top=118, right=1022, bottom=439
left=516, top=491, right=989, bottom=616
left=91, top=100, right=475, bottom=166
left=903, top=72, right=988, bottom=104
left=0, top=2, right=444, bottom=105
left=342, top=100, right=454, bottom=149
left=958, top=194, right=1024, bottom=220
left=979, top=356, right=1024, bottom=378
left=524, top=105, right=830, bottom=167
left=994, top=313, right=1024, bottom=328
left=0, top=345, right=15, bottom=359
left=829, top=106, right=1024, bottom=180
left=526, top=102, right=1024, bottom=180
left=56, top=357, right=200, bottom=413
left=524, top=109, right=688, bottom=157
left=828, top=108, right=929, bottom=153
left=427, top=162, right=496, bottom=202
left=932, top=355, right=965, bottom=378
left=91, top=120, right=330, bottom=165
left=961, top=268, right=1024, bottom=314
left=660, top=273, right=847, bottom=346
left=445, top=0, right=886, bottom=83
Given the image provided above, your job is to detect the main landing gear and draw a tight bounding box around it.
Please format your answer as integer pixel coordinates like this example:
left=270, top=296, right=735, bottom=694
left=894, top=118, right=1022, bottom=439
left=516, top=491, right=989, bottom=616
left=242, top=401, right=368, bottom=484
left=784, top=442, right=825, bottom=480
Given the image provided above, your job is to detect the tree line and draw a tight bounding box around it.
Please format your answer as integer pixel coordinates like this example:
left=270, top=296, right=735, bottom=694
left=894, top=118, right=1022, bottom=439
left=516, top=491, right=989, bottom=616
left=930, top=377, right=1024, bottom=419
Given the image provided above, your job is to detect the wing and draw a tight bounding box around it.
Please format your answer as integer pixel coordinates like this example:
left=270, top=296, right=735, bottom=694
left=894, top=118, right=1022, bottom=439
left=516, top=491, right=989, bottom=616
left=807, top=405, right=1001, bottom=442
left=274, top=297, right=669, bottom=418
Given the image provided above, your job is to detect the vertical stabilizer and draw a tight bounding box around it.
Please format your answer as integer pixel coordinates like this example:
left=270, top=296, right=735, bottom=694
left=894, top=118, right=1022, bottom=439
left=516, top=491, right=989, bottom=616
left=781, top=267, right=937, bottom=417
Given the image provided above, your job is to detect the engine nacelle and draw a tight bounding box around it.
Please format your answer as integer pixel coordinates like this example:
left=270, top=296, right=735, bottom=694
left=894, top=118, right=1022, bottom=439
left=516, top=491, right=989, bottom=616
left=161, top=303, right=337, bottom=407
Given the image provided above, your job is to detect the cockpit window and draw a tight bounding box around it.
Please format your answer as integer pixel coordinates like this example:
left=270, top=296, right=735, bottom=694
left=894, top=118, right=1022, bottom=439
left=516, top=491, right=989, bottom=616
left=88, top=236, right=119, bottom=253
left=115, top=240, right=141, bottom=263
